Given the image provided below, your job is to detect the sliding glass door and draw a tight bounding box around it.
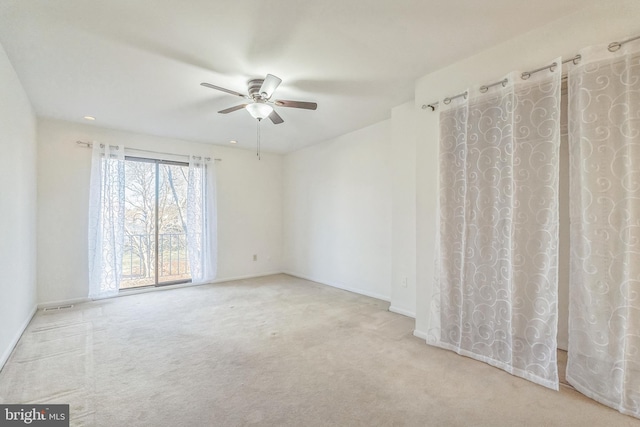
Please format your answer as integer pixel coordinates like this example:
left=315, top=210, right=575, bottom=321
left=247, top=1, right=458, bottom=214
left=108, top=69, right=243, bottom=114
left=121, top=157, right=191, bottom=289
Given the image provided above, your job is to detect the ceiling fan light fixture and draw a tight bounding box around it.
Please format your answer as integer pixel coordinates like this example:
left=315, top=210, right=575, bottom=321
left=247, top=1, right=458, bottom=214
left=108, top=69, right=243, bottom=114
left=245, top=102, right=273, bottom=120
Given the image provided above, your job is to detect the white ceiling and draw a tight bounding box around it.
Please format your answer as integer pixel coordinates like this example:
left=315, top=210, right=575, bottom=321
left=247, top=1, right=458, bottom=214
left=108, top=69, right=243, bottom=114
left=0, top=1, right=597, bottom=153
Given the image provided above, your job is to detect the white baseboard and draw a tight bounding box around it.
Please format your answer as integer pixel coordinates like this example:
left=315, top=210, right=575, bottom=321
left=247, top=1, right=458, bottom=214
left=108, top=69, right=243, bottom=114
left=37, top=271, right=395, bottom=312
left=0, top=305, right=37, bottom=371
left=413, top=329, right=428, bottom=340
left=283, top=271, right=391, bottom=302
left=37, top=271, right=286, bottom=306
left=213, top=271, right=285, bottom=284
left=389, top=305, right=416, bottom=318
left=557, top=338, right=568, bottom=352
left=38, top=297, right=90, bottom=309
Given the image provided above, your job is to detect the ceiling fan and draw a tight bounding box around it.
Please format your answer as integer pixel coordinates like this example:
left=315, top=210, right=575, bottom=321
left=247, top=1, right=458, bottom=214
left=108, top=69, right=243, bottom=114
left=200, top=74, right=317, bottom=124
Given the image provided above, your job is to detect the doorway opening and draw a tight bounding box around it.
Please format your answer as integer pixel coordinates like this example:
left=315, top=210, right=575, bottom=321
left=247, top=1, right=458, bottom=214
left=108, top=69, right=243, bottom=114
left=557, top=79, right=570, bottom=386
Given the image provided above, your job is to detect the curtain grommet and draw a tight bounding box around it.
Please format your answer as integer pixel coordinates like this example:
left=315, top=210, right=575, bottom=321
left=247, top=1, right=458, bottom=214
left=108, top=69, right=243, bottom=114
left=608, top=42, right=622, bottom=52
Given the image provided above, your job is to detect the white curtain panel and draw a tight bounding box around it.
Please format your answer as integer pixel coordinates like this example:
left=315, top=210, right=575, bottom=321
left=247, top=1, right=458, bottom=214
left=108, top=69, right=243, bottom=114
left=567, top=43, right=640, bottom=418
left=428, top=62, right=562, bottom=390
left=186, top=155, right=218, bottom=284
left=88, top=143, right=126, bottom=299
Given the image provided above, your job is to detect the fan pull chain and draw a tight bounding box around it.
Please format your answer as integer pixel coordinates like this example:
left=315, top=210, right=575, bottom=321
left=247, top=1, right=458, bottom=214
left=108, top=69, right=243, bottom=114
left=256, top=119, right=261, bottom=160
left=259, top=119, right=261, bottom=160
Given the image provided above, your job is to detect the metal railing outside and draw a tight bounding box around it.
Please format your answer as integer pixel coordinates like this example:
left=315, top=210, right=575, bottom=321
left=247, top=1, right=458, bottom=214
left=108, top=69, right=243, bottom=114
left=122, top=233, right=190, bottom=287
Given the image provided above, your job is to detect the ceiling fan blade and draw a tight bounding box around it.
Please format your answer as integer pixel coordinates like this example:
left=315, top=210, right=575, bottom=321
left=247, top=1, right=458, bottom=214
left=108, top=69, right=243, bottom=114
left=259, top=74, right=282, bottom=99
left=274, top=100, right=318, bottom=110
left=201, top=82, right=249, bottom=99
left=268, top=110, right=284, bottom=125
left=218, top=104, right=247, bottom=114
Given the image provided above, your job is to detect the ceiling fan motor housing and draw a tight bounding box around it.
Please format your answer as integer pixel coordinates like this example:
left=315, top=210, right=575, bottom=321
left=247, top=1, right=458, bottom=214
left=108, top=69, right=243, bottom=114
left=248, top=79, right=266, bottom=100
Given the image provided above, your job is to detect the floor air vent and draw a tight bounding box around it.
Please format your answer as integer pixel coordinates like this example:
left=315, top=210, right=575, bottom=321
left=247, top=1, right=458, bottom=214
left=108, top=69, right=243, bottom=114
left=43, top=304, right=74, bottom=311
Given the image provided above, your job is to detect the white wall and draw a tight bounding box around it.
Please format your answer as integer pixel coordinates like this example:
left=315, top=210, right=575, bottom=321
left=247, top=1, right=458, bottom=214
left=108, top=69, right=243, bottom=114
left=412, top=0, right=640, bottom=335
left=0, top=42, right=37, bottom=368
left=37, top=118, right=283, bottom=305
left=389, top=101, right=417, bottom=317
left=413, top=106, right=438, bottom=336
left=283, top=120, right=392, bottom=301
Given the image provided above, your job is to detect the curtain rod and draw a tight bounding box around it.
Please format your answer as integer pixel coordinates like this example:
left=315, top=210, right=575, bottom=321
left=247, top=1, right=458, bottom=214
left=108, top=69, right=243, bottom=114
left=75, top=141, right=221, bottom=161
left=422, top=32, right=639, bottom=111
left=608, top=34, right=640, bottom=52
left=443, top=91, right=468, bottom=105
left=480, top=78, right=508, bottom=93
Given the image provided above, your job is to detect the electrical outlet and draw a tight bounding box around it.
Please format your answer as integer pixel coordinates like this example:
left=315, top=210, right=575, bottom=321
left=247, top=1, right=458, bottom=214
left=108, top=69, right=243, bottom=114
left=253, top=254, right=257, bottom=261
left=401, top=277, right=408, bottom=288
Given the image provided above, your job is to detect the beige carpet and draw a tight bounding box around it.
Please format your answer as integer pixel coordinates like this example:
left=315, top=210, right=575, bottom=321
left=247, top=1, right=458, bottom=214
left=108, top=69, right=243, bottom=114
left=1, top=274, right=638, bottom=426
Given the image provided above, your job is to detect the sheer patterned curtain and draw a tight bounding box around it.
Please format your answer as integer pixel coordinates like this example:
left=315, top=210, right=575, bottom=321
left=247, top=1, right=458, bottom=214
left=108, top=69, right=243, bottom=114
left=567, top=43, right=640, bottom=418
left=186, top=155, right=218, bottom=284
left=88, top=143, right=126, bottom=299
left=428, top=63, right=562, bottom=390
